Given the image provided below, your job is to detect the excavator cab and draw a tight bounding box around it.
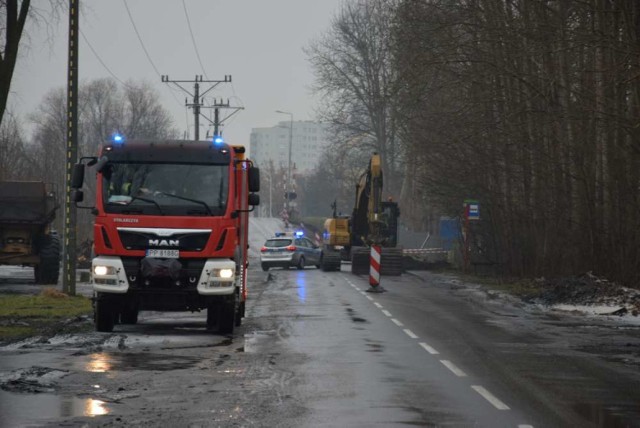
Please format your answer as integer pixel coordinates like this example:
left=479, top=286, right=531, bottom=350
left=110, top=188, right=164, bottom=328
left=379, top=200, right=400, bottom=247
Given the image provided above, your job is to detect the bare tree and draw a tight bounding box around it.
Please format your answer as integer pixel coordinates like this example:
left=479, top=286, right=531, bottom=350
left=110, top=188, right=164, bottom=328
left=306, top=0, right=404, bottom=195
left=28, top=78, right=177, bottom=240
left=0, top=0, right=30, bottom=126
left=392, top=0, right=640, bottom=285
left=0, top=1, right=64, bottom=126
left=0, top=113, right=31, bottom=179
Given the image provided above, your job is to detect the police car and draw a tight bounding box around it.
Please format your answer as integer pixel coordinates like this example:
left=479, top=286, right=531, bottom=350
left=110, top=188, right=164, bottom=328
left=260, top=231, right=321, bottom=271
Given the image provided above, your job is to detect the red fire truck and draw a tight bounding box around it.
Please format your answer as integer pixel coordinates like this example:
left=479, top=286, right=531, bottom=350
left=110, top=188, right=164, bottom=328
left=71, top=135, right=259, bottom=334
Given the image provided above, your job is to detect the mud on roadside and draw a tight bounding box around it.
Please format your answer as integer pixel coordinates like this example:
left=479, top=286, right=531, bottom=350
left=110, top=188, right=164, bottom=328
left=521, top=272, right=640, bottom=315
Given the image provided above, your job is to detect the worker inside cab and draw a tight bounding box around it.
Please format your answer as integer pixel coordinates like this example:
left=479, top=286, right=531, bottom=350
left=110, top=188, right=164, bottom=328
left=102, top=162, right=229, bottom=216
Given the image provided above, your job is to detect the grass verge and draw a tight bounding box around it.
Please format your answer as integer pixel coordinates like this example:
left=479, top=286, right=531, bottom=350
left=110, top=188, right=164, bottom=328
left=0, top=288, right=93, bottom=344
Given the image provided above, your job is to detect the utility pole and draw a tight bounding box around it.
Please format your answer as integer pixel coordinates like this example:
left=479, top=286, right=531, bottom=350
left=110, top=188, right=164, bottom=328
left=62, top=0, right=79, bottom=295
left=201, top=98, right=244, bottom=138
left=161, top=75, right=232, bottom=140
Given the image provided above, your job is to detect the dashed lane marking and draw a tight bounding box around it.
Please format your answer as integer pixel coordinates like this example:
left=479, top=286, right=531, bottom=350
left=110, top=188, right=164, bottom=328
left=391, top=318, right=404, bottom=327
left=471, top=385, right=510, bottom=410
left=403, top=329, right=418, bottom=339
left=419, top=342, right=439, bottom=355
left=344, top=275, right=521, bottom=419
left=440, top=360, right=467, bottom=377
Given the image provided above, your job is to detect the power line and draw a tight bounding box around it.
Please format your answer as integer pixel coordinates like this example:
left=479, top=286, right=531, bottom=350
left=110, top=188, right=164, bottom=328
left=182, top=0, right=209, bottom=80
left=120, top=0, right=187, bottom=130
left=82, top=30, right=188, bottom=123
left=80, top=30, right=130, bottom=88
left=122, top=0, right=162, bottom=77
left=81, top=28, right=186, bottom=109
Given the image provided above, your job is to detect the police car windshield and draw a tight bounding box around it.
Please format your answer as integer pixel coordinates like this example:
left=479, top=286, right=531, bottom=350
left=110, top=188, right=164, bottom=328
left=102, top=162, right=228, bottom=216
left=265, top=239, right=292, bottom=247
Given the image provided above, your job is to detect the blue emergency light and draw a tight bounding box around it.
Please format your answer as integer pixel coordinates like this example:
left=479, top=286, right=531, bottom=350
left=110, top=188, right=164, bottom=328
left=213, top=136, right=224, bottom=145
left=295, top=231, right=304, bottom=238
left=112, top=133, right=124, bottom=143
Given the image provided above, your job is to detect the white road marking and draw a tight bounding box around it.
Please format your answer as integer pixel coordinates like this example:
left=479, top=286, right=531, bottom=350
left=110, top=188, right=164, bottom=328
left=391, top=318, right=404, bottom=327
left=382, top=310, right=392, bottom=317
left=440, top=360, right=467, bottom=377
left=471, top=385, right=510, bottom=410
left=365, top=295, right=373, bottom=301
left=403, top=329, right=418, bottom=339
left=419, top=342, right=439, bottom=355
left=373, top=302, right=383, bottom=308
left=518, top=425, right=534, bottom=428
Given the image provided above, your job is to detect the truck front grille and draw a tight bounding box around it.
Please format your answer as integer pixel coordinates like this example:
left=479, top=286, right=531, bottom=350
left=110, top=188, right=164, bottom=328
left=121, top=257, right=206, bottom=290
left=118, top=230, right=210, bottom=252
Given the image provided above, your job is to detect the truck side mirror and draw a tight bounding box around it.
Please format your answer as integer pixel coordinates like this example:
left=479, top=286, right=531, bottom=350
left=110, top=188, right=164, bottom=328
left=95, top=156, right=109, bottom=172
left=72, top=189, right=84, bottom=203
left=248, top=193, right=260, bottom=206
left=71, top=164, right=85, bottom=189
left=249, top=167, right=260, bottom=192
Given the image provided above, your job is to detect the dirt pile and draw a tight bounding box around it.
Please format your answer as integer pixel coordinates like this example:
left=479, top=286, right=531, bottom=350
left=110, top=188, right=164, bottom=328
left=524, top=272, right=640, bottom=315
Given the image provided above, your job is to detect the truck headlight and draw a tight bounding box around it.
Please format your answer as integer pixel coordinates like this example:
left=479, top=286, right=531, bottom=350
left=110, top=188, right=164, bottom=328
left=206, top=267, right=234, bottom=288
left=213, top=268, right=234, bottom=278
left=94, top=265, right=116, bottom=276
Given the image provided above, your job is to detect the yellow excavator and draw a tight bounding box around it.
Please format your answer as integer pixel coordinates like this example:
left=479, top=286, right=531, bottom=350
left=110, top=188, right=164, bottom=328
left=320, top=153, right=403, bottom=275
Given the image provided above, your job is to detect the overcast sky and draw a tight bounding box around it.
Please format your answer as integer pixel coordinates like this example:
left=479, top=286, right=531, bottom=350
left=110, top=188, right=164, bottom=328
left=8, top=0, right=343, bottom=149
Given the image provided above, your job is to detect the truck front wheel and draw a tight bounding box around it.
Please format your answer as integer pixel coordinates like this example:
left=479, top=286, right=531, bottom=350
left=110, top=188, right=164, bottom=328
left=218, top=294, right=236, bottom=334
left=95, top=298, right=115, bottom=332
left=120, top=304, right=139, bottom=324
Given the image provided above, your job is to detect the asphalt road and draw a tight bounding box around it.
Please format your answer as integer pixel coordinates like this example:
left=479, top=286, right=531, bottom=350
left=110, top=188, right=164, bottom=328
left=0, top=218, right=639, bottom=427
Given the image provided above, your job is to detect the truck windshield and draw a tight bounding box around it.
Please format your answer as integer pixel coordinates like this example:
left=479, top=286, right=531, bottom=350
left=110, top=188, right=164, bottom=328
left=102, top=162, right=229, bottom=216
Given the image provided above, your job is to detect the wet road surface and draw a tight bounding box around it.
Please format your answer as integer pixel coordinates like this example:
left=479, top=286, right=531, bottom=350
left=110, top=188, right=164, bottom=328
left=1, top=264, right=639, bottom=427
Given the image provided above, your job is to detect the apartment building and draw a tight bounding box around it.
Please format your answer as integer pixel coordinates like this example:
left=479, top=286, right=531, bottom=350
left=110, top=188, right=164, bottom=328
left=249, top=120, right=331, bottom=175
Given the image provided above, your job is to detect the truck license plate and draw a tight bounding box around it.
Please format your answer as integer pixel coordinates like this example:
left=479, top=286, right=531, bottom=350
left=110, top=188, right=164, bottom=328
left=146, top=249, right=179, bottom=258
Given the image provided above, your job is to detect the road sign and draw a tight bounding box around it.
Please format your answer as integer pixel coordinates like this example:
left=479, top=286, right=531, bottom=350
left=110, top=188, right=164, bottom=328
left=464, top=199, right=480, bottom=221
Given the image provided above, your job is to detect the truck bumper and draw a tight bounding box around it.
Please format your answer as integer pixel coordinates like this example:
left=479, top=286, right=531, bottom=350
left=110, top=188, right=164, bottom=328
left=92, top=256, right=236, bottom=296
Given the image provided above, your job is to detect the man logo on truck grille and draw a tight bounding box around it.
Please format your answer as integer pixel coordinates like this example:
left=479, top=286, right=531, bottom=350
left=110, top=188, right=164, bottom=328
left=149, top=239, right=179, bottom=247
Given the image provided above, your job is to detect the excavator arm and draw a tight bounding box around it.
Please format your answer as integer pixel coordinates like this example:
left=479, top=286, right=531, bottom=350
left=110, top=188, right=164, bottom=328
left=352, top=153, right=387, bottom=246
left=321, top=152, right=402, bottom=275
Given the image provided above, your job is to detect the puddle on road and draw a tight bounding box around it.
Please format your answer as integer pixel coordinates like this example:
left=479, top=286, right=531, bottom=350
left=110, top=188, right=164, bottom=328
left=346, top=307, right=369, bottom=323
left=82, top=352, right=200, bottom=372
left=366, top=343, right=384, bottom=352
left=0, top=390, right=109, bottom=426
left=241, top=331, right=278, bottom=353
left=573, top=402, right=640, bottom=427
